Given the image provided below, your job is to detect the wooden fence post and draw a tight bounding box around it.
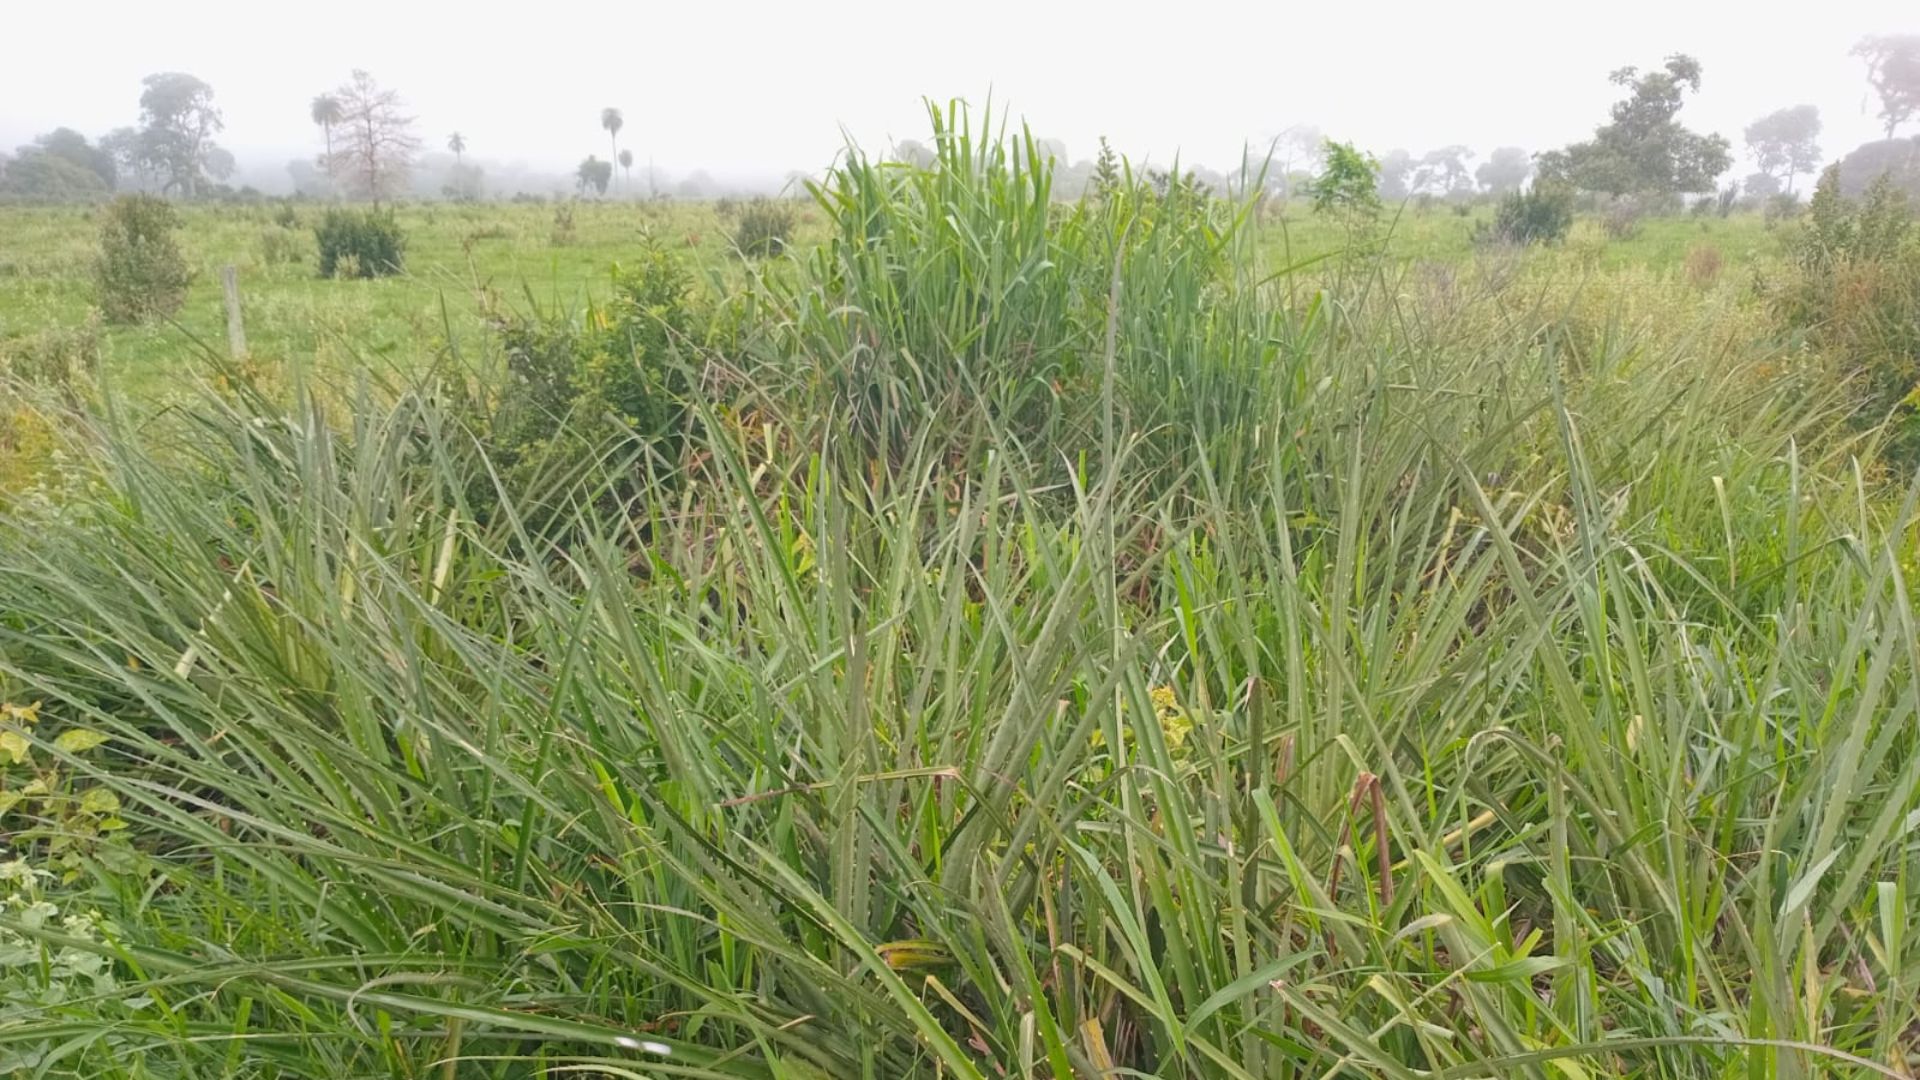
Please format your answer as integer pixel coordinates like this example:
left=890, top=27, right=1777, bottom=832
left=221, top=265, right=247, bottom=359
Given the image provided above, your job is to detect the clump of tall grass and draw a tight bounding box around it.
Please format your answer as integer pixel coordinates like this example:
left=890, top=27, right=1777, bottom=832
left=0, top=105, right=1917, bottom=1080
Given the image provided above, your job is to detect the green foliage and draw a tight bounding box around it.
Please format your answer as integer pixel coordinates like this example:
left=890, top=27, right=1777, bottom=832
left=1307, top=139, right=1381, bottom=223
left=482, top=242, right=700, bottom=521
left=1487, top=183, right=1574, bottom=243
left=732, top=196, right=794, bottom=257
left=313, top=206, right=405, bottom=278
left=575, top=155, right=612, bottom=197
left=1776, top=164, right=1920, bottom=459
left=93, top=194, right=190, bottom=324
left=1537, top=54, right=1733, bottom=196
left=0, top=153, right=108, bottom=203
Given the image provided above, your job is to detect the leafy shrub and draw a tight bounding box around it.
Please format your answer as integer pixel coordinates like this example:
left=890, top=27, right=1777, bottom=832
left=313, top=208, right=405, bottom=279
left=732, top=196, right=795, bottom=258
left=481, top=243, right=702, bottom=523
left=93, top=195, right=191, bottom=324
left=271, top=201, right=299, bottom=229
left=1487, top=184, right=1574, bottom=244
left=549, top=202, right=576, bottom=247
left=1773, top=166, right=1920, bottom=461
left=0, top=317, right=100, bottom=403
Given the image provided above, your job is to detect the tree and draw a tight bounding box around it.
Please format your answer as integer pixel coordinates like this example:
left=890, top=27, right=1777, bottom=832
left=138, top=72, right=224, bottom=197
left=1742, top=170, right=1782, bottom=200
left=447, top=132, right=466, bottom=165
left=1308, top=139, right=1382, bottom=248
left=1272, top=124, right=1324, bottom=196
left=328, top=70, right=421, bottom=203
left=1377, top=149, right=1414, bottom=200
left=310, top=94, right=343, bottom=182
left=1834, top=136, right=1920, bottom=199
left=1853, top=35, right=1920, bottom=139
left=19, top=129, right=117, bottom=190
left=893, top=139, right=937, bottom=169
left=1416, top=145, right=1475, bottom=196
left=1536, top=55, right=1732, bottom=197
left=576, top=155, right=612, bottom=197
left=618, top=148, right=633, bottom=191
left=601, top=108, right=624, bottom=192
left=0, top=152, right=107, bottom=201
left=98, top=127, right=154, bottom=191
left=1744, top=105, right=1822, bottom=195
left=1475, top=147, right=1532, bottom=194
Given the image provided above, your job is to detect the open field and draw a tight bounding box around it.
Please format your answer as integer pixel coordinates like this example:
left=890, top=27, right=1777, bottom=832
left=1, top=126, right=1918, bottom=1080
left=1, top=198, right=1782, bottom=394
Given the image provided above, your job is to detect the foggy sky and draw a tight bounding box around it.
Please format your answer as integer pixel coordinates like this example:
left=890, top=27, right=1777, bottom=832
left=3, top=0, right=1914, bottom=185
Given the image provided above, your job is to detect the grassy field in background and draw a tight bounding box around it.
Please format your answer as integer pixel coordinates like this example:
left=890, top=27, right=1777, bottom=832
left=1, top=197, right=1782, bottom=394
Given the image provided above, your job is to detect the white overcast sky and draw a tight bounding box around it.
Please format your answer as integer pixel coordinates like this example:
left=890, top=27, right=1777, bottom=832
left=1, top=0, right=1913, bottom=181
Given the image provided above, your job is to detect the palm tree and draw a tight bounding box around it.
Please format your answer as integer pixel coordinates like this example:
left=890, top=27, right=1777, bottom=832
left=447, top=132, right=466, bottom=165
left=618, top=149, right=633, bottom=193
left=310, top=93, right=342, bottom=179
left=601, top=107, right=624, bottom=192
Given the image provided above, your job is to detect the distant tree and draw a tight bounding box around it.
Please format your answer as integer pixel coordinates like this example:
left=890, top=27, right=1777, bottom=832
left=1377, top=149, right=1414, bottom=200
left=600, top=108, right=624, bottom=192
left=893, top=139, right=937, bottom=169
left=1535, top=55, right=1732, bottom=197
left=328, top=70, right=422, bottom=203
left=1852, top=35, right=1920, bottom=139
left=618, top=148, right=633, bottom=190
left=310, top=94, right=343, bottom=181
left=576, top=155, right=612, bottom=197
left=1416, top=145, right=1475, bottom=196
left=1833, top=136, right=1920, bottom=199
left=1742, top=170, right=1783, bottom=200
left=137, top=72, right=224, bottom=197
left=98, top=127, right=152, bottom=191
left=447, top=131, right=466, bottom=165
left=0, top=151, right=108, bottom=201
left=24, top=129, right=116, bottom=189
left=1272, top=124, right=1324, bottom=196
left=1475, top=146, right=1532, bottom=194
left=1744, top=105, right=1822, bottom=195
left=1035, top=137, right=1067, bottom=164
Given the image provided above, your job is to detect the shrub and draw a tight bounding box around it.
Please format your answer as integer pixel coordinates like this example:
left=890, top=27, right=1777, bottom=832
left=1487, top=184, right=1574, bottom=244
left=272, top=200, right=299, bottom=229
left=0, top=317, right=100, bottom=403
left=1683, top=244, right=1723, bottom=288
left=481, top=243, right=702, bottom=523
left=549, top=202, right=576, bottom=247
left=313, top=208, right=406, bottom=279
left=93, top=194, right=192, bottom=324
left=732, top=196, right=794, bottom=258
left=1773, top=165, right=1920, bottom=461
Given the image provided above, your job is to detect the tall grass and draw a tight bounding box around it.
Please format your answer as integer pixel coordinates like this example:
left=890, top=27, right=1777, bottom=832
left=0, top=107, right=1917, bottom=1078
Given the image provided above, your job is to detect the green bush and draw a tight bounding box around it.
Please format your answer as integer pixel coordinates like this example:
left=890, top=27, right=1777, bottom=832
left=732, top=196, right=794, bottom=258
left=313, top=208, right=406, bottom=279
left=93, top=195, right=192, bottom=324
left=1774, top=165, right=1920, bottom=461
left=481, top=242, right=701, bottom=523
left=1487, top=183, right=1574, bottom=244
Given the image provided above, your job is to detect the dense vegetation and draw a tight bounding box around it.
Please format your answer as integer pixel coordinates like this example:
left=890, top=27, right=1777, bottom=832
left=1, top=107, right=1919, bottom=1079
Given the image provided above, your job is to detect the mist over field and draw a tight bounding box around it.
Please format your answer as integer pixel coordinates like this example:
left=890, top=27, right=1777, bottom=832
left=2, top=0, right=1914, bottom=194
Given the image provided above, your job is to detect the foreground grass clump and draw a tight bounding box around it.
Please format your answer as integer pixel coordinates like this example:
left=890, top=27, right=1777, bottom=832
left=1, top=110, right=1918, bottom=1079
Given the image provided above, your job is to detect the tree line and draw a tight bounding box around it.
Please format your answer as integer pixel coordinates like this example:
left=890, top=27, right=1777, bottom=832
left=4, top=35, right=1918, bottom=205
